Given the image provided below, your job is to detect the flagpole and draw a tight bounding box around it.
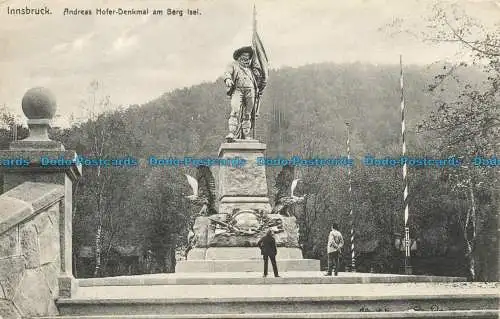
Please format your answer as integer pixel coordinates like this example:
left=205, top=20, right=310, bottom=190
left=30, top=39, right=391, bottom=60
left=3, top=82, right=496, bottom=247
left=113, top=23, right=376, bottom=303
left=253, top=4, right=257, bottom=32
left=400, top=55, right=411, bottom=275
left=346, top=122, right=355, bottom=272
left=250, top=4, right=268, bottom=141
left=252, top=5, right=257, bottom=139
left=12, top=119, right=17, bottom=141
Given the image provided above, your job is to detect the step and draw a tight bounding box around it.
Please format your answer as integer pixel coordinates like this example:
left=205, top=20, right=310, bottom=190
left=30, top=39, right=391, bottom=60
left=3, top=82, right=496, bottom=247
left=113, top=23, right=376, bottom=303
left=77, top=272, right=467, bottom=287
left=36, top=309, right=500, bottom=318
left=175, top=259, right=320, bottom=272
left=56, top=282, right=499, bottom=316
left=187, top=247, right=304, bottom=260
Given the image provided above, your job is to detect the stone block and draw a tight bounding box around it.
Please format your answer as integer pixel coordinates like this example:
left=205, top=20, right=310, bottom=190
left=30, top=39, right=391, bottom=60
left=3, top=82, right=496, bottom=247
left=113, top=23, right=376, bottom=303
left=176, top=258, right=320, bottom=272
left=0, top=182, right=63, bottom=212
left=275, top=216, right=300, bottom=247
left=46, top=202, right=59, bottom=226
left=186, top=248, right=207, bottom=260
left=0, top=226, right=19, bottom=258
left=218, top=199, right=272, bottom=215
left=218, top=142, right=268, bottom=198
left=46, top=299, right=59, bottom=316
left=0, top=300, right=21, bottom=319
left=202, top=247, right=303, bottom=260
left=12, top=268, right=53, bottom=318
left=205, top=247, right=261, bottom=260
left=0, top=150, right=81, bottom=192
left=58, top=275, right=78, bottom=298
left=38, top=213, right=59, bottom=266
left=41, top=261, right=59, bottom=298
left=192, top=216, right=212, bottom=247
left=0, top=196, right=33, bottom=235
left=20, top=222, right=40, bottom=269
left=0, top=257, right=25, bottom=300
left=33, top=210, right=52, bottom=235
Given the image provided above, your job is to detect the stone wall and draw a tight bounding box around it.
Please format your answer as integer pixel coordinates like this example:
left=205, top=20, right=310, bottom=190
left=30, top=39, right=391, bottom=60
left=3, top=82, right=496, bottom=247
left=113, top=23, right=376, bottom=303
left=0, top=182, right=64, bottom=319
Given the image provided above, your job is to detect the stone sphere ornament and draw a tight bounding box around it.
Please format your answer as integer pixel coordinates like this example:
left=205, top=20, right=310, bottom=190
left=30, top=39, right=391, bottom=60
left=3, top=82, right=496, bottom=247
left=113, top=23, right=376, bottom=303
left=18, top=87, right=59, bottom=143
left=21, top=87, right=57, bottom=120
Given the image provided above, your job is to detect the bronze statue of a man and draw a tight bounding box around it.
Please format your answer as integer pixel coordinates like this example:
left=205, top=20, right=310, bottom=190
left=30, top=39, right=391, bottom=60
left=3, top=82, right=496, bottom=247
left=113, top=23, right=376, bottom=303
left=223, top=46, right=264, bottom=141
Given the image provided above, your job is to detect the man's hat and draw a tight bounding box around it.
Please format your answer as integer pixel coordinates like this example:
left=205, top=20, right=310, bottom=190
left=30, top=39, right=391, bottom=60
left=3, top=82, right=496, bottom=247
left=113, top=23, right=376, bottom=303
left=233, top=46, right=254, bottom=60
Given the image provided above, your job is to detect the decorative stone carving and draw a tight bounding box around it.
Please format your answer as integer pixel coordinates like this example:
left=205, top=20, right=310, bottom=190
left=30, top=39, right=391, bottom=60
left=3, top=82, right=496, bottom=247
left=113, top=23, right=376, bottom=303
left=189, top=212, right=299, bottom=248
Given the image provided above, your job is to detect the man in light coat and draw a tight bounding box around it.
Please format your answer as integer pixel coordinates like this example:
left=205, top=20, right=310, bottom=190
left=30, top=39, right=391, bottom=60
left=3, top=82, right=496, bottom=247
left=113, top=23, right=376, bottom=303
left=325, top=223, right=344, bottom=276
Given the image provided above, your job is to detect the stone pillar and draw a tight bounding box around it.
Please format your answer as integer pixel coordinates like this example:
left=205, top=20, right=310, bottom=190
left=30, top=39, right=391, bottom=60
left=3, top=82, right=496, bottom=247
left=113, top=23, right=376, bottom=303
left=218, top=141, right=272, bottom=214
left=0, top=87, right=82, bottom=297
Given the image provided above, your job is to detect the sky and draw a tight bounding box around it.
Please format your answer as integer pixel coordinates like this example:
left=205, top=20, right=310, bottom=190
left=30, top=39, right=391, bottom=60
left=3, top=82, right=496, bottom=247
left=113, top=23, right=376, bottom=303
left=0, top=0, right=498, bottom=127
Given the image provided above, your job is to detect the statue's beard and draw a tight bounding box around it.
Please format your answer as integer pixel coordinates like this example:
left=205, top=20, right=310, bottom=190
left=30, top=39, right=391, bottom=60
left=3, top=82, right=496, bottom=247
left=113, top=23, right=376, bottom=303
left=239, top=60, right=250, bottom=67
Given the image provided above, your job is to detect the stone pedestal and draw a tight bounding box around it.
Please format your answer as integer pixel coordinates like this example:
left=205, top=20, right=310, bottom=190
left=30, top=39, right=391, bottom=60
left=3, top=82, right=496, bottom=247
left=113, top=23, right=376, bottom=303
left=176, top=140, right=320, bottom=273
left=218, top=141, right=271, bottom=215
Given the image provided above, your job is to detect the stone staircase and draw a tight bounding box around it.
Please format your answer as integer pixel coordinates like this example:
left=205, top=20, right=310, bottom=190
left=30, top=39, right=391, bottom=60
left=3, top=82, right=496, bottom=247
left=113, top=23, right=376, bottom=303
left=35, top=272, right=498, bottom=319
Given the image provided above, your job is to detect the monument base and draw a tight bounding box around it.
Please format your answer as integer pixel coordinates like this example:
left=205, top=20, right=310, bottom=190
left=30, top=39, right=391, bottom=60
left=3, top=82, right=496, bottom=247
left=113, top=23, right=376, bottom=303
left=187, top=247, right=304, bottom=260
left=176, top=259, right=320, bottom=272
left=177, top=140, right=321, bottom=273
left=177, top=247, right=320, bottom=272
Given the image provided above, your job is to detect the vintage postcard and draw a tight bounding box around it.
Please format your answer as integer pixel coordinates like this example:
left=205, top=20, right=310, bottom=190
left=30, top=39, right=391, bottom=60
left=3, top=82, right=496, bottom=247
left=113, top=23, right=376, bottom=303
left=0, top=0, right=498, bottom=318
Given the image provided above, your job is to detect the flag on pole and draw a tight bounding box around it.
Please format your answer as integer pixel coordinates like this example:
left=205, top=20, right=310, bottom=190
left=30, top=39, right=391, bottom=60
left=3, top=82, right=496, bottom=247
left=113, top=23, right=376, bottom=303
left=252, top=5, right=269, bottom=98
left=251, top=5, right=269, bottom=138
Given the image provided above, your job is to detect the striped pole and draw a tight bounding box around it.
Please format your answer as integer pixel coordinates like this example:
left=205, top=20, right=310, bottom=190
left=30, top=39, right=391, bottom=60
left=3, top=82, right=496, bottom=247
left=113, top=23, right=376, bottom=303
left=12, top=117, right=17, bottom=141
left=346, top=122, right=355, bottom=272
left=400, top=55, right=411, bottom=274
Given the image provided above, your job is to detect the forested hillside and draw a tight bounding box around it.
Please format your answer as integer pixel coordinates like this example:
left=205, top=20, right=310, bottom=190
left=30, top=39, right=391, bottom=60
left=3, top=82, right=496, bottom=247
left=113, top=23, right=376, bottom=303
left=0, top=62, right=496, bottom=280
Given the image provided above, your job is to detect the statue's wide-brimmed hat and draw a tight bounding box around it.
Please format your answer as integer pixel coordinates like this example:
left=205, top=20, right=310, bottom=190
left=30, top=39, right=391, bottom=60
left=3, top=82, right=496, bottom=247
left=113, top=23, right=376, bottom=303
left=233, top=46, right=254, bottom=60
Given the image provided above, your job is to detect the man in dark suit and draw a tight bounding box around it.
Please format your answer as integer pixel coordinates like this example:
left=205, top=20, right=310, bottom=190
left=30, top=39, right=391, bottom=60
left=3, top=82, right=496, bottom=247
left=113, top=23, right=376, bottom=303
left=257, top=229, right=280, bottom=277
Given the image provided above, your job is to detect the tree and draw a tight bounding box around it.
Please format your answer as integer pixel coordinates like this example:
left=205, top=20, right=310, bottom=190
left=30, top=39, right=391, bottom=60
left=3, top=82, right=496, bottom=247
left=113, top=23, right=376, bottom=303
left=419, top=3, right=499, bottom=280
left=142, top=167, right=191, bottom=272
left=74, top=80, right=143, bottom=277
left=0, top=105, right=28, bottom=149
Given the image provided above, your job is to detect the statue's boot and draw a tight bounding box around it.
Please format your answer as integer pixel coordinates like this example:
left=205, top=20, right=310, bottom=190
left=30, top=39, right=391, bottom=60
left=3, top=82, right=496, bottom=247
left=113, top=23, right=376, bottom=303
left=242, top=120, right=252, bottom=140
left=225, top=133, right=235, bottom=142
left=226, top=116, right=238, bottom=142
